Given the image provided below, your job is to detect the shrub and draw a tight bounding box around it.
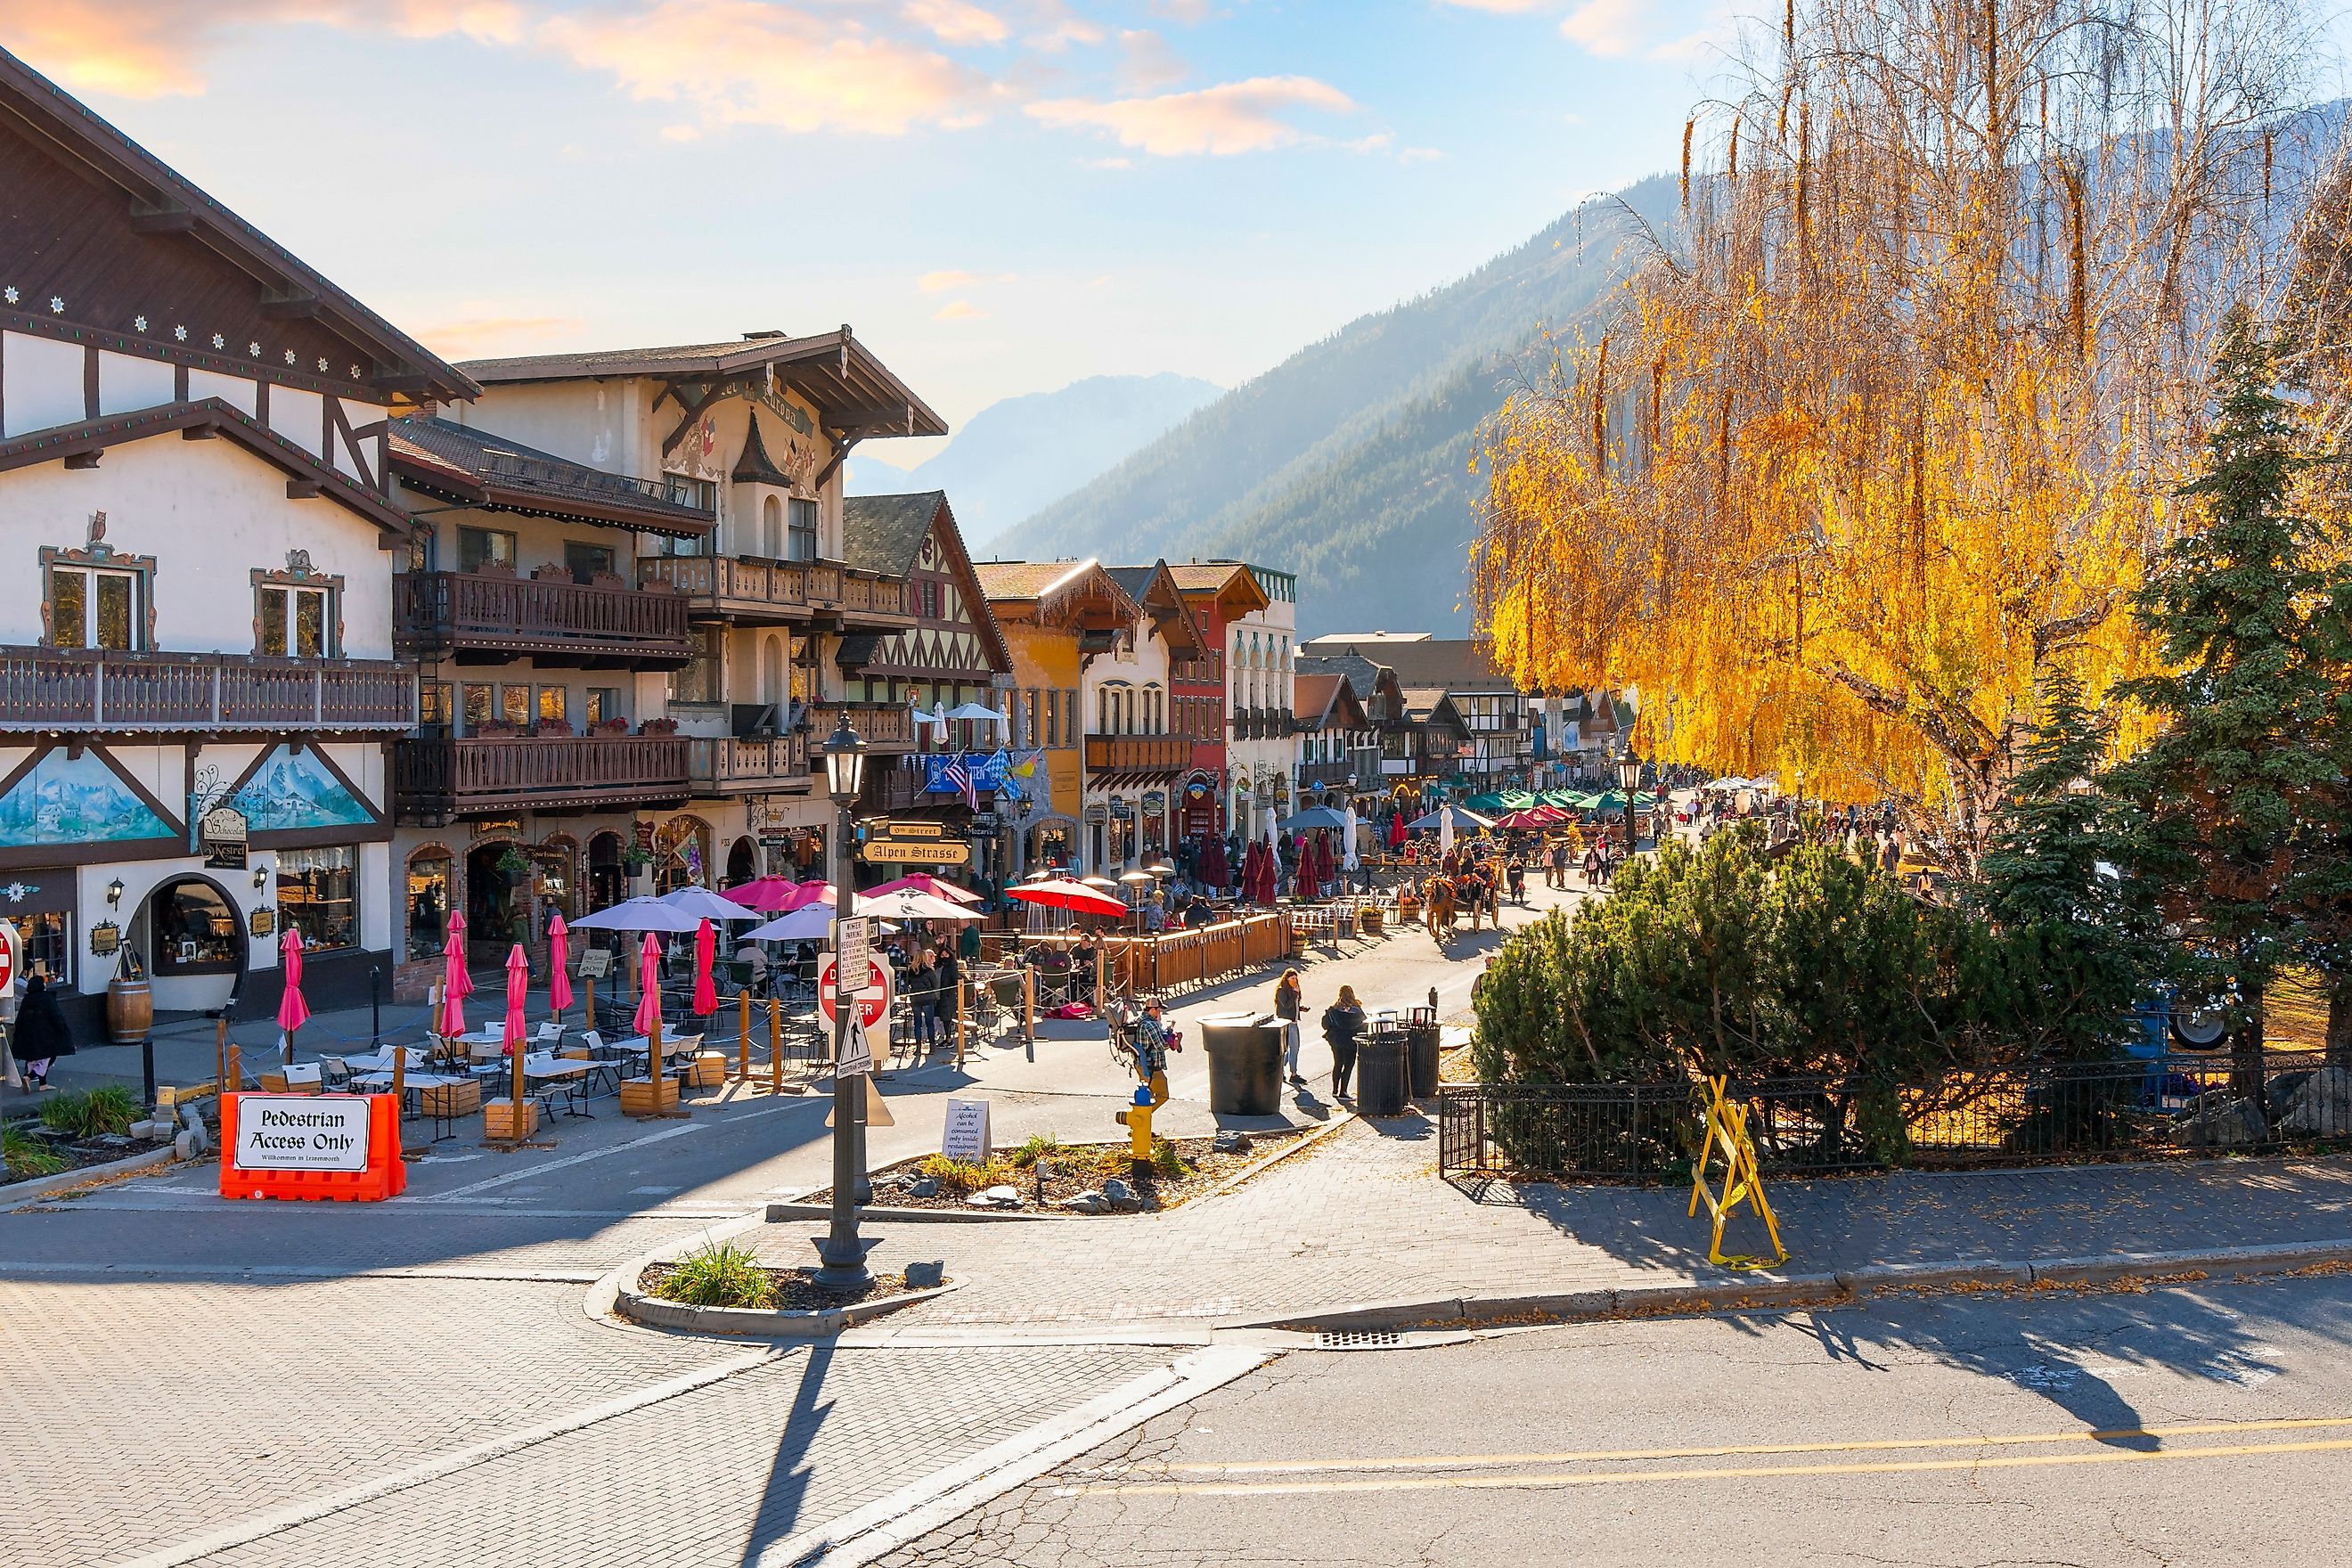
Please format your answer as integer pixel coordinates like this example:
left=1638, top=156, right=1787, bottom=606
left=1008, top=1135, right=1073, bottom=1169
left=652, top=1242, right=777, bottom=1309
left=38, top=1086, right=140, bottom=1139
left=2, top=1126, right=66, bottom=1179
left=917, top=1153, right=1016, bottom=1195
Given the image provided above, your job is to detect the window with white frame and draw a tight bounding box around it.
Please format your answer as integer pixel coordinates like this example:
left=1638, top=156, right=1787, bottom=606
left=47, top=561, right=145, bottom=649
left=257, top=580, right=336, bottom=657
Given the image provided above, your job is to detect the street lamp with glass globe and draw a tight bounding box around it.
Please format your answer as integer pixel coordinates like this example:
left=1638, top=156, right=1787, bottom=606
left=1616, top=755, right=1644, bottom=854
left=814, top=716, right=872, bottom=1289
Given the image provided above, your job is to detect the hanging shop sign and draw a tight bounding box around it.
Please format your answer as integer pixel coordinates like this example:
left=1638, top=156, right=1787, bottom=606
left=201, top=805, right=249, bottom=870
left=1141, top=791, right=1166, bottom=815
left=86, top=920, right=120, bottom=958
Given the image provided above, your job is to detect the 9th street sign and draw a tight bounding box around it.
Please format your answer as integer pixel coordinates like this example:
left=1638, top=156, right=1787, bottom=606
left=859, top=820, right=972, bottom=866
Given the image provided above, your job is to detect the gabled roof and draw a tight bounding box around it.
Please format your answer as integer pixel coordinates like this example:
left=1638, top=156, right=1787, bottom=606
left=1105, top=561, right=1205, bottom=657
left=1401, top=687, right=1473, bottom=739
left=1164, top=561, right=1270, bottom=617
left=1304, top=636, right=1519, bottom=695
left=1294, top=673, right=1369, bottom=731
left=390, top=417, right=713, bottom=537
left=845, top=492, right=1012, bottom=674
left=458, top=327, right=946, bottom=438
left=0, top=398, right=412, bottom=535
left=0, top=47, right=475, bottom=402
left=1299, top=652, right=1403, bottom=713
left=975, top=559, right=1139, bottom=632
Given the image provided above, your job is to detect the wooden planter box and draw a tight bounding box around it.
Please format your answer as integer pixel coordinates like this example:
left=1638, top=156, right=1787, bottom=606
left=1362, top=907, right=1384, bottom=932
left=484, top=1098, right=539, bottom=1140
left=422, top=1079, right=482, bottom=1117
left=620, top=1079, right=682, bottom=1117
left=688, top=1053, right=728, bottom=1089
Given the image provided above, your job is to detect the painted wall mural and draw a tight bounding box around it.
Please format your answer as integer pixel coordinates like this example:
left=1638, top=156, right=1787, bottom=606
left=228, top=747, right=373, bottom=832
left=0, top=750, right=176, bottom=847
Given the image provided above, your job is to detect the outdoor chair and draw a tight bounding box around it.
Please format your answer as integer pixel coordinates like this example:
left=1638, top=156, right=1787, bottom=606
left=318, top=1056, right=354, bottom=1092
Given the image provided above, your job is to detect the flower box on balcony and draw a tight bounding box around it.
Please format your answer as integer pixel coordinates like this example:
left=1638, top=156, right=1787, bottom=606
left=591, top=717, right=630, bottom=736
left=474, top=722, right=521, bottom=738
left=638, top=718, right=680, bottom=736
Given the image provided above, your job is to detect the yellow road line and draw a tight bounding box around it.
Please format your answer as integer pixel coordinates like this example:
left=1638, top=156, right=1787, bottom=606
left=1161, top=1415, right=2352, bottom=1476
left=1086, top=1434, right=2352, bottom=1498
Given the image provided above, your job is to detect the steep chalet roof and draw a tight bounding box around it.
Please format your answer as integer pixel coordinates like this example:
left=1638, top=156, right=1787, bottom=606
left=844, top=492, right=1012, bottom=674
left=1303, top=636, right=1519, bottom=695
left=390, top=417, right=714, bottom=537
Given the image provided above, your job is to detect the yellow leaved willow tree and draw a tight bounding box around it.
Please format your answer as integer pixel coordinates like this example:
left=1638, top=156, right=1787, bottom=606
left=1474, top=0, right=2329, bottom=869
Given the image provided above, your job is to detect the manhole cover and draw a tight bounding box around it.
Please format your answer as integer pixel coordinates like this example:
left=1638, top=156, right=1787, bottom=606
left=1316, top=1329, right=1403, bottom=1350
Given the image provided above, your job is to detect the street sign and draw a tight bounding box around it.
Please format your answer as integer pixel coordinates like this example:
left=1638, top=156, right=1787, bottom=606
left=0, top=915, right=17, bottom=996
left=836, top=916, right=870, bottom=976
left=816, top=956, right=893, bottom=1031
left=859, top=838, right=970, bottom=866
left=836, top=1017, right=875, bottom=1079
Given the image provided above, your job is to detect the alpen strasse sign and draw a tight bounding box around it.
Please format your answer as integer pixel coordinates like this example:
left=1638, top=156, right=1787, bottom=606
left=233, top=1095, right=371, bottom=1172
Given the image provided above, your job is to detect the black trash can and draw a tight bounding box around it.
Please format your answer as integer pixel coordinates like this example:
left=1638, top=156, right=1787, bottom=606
left=1199, top=1014, right=1284, bottom=1115
left=1356, top=1030, right=1409, bottom=1116
left=1406, top=1021, right=1441, bottom=1101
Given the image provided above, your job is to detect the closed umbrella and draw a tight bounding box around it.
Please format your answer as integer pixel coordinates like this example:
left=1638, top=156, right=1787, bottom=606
left=276, top=928, right=310, bottom=1062
left=1440, top=807, right=1454, bottom=862
left=501, top=943, right=530, bottom=1135
left=547, top=912, right=574, bottom=1026
left=633, top=932, right=665, bottom=1080
left=1316, top=832, right=1337, bottom=891
left=1388, top=812, right=1408, bottom=850
left=1343, top=804, right=1360, bottom=871
left=438, top=914, right=468, bottom=1039
left=691, top=918, right=718, bottom=1019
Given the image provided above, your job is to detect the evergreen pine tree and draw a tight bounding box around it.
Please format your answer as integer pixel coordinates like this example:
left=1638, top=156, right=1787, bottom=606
left=1971, top=666, right=2159, bottom=1062
left=2110, top=311, right=2346, bottom=1102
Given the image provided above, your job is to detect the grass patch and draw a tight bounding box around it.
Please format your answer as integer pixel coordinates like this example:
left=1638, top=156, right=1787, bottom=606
left=2, top=1126, right=66, bottom=1178
left=1085, top=1138, right=1195, bottom=1180
left=1009, top=1135, right=1075, bottom=1169
left=37, top=1086, right=138, bottom=1139
left=917, top=1153, right=1018, bottom=1195
left=649, top=1241, right=777, bottom=1309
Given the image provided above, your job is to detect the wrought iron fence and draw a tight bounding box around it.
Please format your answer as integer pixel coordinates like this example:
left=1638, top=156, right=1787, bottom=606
left=1439, top=1052, right=2346, bottom=1181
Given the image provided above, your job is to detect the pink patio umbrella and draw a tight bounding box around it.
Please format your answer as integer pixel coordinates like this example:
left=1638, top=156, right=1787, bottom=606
left=691, top=918, right=718, bottom=1021
left=633, top=931, right=665, bottom=1082
left=547, top=911, right=574, bottom=1026
left=781, top=880, right=838, bottom=912
left=502, top=943, right=530, bottom=1132
left=276, top=928, right=310, bottom=1063
left=438, top=911, right=471, bottom=1040
left=724, top=876, right=804, bottom=913
left=864, top=873, right=983, bottom=903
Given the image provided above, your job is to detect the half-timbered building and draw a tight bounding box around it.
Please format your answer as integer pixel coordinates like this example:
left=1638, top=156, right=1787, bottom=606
left=0, top=47, right=472, bottom=1026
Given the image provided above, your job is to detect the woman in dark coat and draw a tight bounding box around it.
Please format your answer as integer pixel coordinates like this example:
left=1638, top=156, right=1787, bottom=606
left=1319, top=984, right=1367, bottom=1100
left=13, top=968, right=74, bottom=1089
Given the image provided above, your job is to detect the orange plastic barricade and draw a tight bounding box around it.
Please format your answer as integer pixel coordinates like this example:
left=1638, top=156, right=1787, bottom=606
left=218, top=1092, right=407, bottom=1202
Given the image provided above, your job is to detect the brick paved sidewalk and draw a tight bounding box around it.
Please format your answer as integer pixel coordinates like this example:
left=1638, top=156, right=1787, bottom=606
left=742, top=1115, right=2352, bottom=1328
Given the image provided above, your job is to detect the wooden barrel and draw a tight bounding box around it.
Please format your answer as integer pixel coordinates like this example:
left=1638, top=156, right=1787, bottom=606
left=107, top=976, right=154, bottom=1044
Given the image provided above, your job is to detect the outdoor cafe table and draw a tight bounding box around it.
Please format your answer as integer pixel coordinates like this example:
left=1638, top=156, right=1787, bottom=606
left=608, top=1034, right=698, bottom=1085
left=348, top=1068, right=470, bottom=1142
left=520, top=1054, right=600, bottom=1118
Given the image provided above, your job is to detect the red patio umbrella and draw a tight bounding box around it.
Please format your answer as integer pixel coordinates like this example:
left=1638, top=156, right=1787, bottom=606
left=865, top=873, right=983, bottom=903
left=1008, top=879, right=1128, bottom=919
left=692, top=918, right=718, bottom=1019
left=276, top=928, right=310, bottom=1060
left=1387, top=813, right=1408, bottom=849
left=501, top=943, right=528, bottom=1056
left=547, top=911, right=574, bottom=1026
left=1315, top=832, right=1337, bottom=892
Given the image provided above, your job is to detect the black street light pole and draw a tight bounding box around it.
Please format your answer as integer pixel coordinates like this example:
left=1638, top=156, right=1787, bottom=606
left=1617, top=754, right=1644, bottom=854
left=814, top=715, right=873, bottom=1290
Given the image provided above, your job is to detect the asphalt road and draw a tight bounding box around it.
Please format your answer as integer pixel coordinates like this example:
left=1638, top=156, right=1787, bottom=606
left=877, top=1271, right=2352, bottom=1568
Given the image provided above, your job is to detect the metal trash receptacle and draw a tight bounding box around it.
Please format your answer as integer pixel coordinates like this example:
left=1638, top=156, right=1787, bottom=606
left=1356, top=1030, right=1408, bottom=1116
left=1199, top=1014, right=1284, bottom=1115
left=1406, top=1021, right=1441, bottom=1100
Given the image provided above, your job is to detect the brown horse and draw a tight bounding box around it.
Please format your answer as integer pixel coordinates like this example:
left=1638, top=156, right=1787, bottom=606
left=1422, top=875, right=1458, bottom=940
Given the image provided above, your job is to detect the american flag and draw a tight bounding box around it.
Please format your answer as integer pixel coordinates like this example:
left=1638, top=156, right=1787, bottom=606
left=943, top=755, right=976, bottom=809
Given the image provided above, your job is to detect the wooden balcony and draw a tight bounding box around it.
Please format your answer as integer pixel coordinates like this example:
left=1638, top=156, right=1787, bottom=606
left=807, top=703, right=916, bottom=753
left=688, top=735, right=811, bottom=796
left=1084, top=733, right=1191, bottom=776
left=1296, top=759, right=1359, bottom=791
left=394, top=734, right=689, bottom=820
left=637, top=556, right=912, bottom=630
left=0, top=647, right=413, bottom=732
left=395, top=571, right=691, bottom=668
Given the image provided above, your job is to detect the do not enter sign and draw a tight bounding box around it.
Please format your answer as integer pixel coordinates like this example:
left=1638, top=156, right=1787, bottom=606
left=0, top=916, right=17, bottom=997
left=817, top=957, right=894, bottom=1031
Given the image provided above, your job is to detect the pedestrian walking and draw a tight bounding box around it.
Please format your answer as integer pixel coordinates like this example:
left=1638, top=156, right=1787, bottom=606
left=935, top=942, right=961, bottom=1042
left=1131, top=998, right=1174, bottom=1107
left=906, top=949, right=939, bottom=1049
left=1548, top=837, right=1568, bottom=889
left=1320, top=984, right=1367, bottom=1099
left=1274, top=968, right=1305, bottom=1084
left=12, top=968, right=72, bottom=1090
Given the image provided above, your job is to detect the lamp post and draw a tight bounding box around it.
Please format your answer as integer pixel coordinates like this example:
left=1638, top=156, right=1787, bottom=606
left=815, top=715, right=872, bottom=1289
left=1616, top=754, right=1643, bottom=853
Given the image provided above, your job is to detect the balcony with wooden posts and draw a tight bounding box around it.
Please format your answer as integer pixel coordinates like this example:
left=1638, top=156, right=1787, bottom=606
left=0, top=647, right=414, bottom=732
left=807, top=702, right=916, bottom=754
left=394, top=732, right=689, bottom=821
left=1297, top=757, right=1360, bottom=792
left=688, top=733, right=811, bottom=796
left=394, top=568, right=692, bottom=668
left=636, top=555, right=912, bottom=631
left=1084, top=732, right=1191, bottom=777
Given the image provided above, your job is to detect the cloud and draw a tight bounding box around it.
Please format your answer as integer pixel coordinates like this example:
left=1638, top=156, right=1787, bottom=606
left=0, top=0, right=520, bottom=97
left=919, top=269, right=984, bottom=291
left=1023, top=0, right=1107, bottom=50
left=1147, top=0, right=1215, bottom=20
left=1116, top=29, right=1188, bottom=92
left=1084, top=156, right=1133, bottom=169
left=1557, top=0, right=1645, bottom=56
left=1433, top=0, right=1551, bottom=10
left=412, top=312, right=584, bottom=357
left=1027, top=75, right=1358, bottom=156
left=902, top=0, right=1009, bottom=45
left=933, top=299, right=988, bottom=321
left=539, top=0, right=991, bottom=136
left=1399, top=145, right=1443, bottom=164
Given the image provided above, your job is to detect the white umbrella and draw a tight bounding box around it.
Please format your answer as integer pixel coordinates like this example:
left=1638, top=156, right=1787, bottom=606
left=657, top=886, right=763, bottom=922
left=1342, top=804, right=1360, bottom=870
left=568, top=895, right=704, bottom=934
left=943, top=702, right=1003, bottom=723
left=1439, top=806, right=1454, bottom=860
left=742, top=905, right=836, bottom=943
left=855, top=888, right=982, bottom=922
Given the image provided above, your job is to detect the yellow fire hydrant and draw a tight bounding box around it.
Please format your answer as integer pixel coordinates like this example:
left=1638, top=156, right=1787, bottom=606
left=1114, top=1083, right=1155, bottom=1160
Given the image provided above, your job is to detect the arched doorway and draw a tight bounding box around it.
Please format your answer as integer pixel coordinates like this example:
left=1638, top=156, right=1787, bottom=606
left=587, top=831, right=626, bottom=912
left=654, top=815, right=710, bottom=894
left=464, top=839, right=529, bottom=959
left=724, top=835, right=758, bottom=887
left=405, top=845, right=453, bottom=961
left=137, top=873, right=245, bottom=1013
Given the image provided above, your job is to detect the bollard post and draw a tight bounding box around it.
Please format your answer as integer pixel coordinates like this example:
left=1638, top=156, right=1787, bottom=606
left=225, top=1035, right=241, bottom=1098
left=738, top=989, right=752, bottom=1082
left=1023, top=966, right=1035, bottom=1054
left=1095, top=946, right=1106, bottom=1019
left=955, top=977, right=968, bottom=1067
left=768, top=996, right=783, bottom=1093
left=214, top=1013, right=228, bottom=1098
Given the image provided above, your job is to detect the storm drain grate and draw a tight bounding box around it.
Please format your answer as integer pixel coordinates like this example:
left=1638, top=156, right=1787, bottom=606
left=1316, top=1329, right=1403, bottom=1350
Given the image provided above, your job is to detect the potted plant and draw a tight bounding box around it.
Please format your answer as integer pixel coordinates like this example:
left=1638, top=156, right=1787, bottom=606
left=495, top=845, right=534, bottom=886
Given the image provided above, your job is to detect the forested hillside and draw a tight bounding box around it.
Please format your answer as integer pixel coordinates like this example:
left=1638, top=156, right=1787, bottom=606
left=992, top=176, right=1679, bottom=633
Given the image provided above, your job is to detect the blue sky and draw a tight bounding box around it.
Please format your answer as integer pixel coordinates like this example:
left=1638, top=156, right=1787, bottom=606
left=4, top=0, right=1731, bottom=460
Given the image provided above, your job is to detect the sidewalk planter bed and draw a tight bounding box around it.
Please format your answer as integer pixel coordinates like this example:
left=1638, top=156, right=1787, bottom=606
left=805, top=1128, right=1319, bottom=1215
left=1439, top=1053, right=2352, bottom=1181
left=4, top=1089, right=163, bottom=1189
left=625, top=1246, right=953, bottom=1336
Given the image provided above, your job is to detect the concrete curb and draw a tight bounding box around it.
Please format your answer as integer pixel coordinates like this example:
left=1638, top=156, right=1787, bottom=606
left=617, top=1278, right=961, bottom=1338
left=1237, top=1237, right=2352, bottom=1334
left=0, top=1144, right=179, bottom=1209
